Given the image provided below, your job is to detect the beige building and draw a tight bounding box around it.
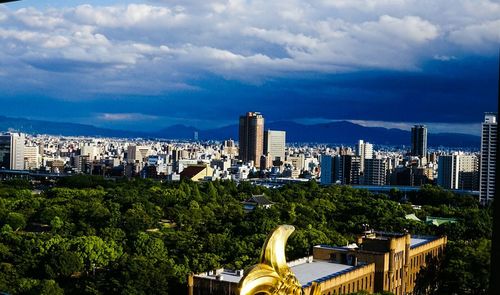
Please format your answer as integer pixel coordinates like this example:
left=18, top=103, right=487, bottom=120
left=264, top=130, right=286, bottom=162
left=288, top=154, right=305, bottom=172
left=239, top=112, right=264, bottom=168
left=315, top=231, right=447, bottom=295
left=438, top=153, right=479, bottom=190
left=356, top=140, right=373, bottom=172
left=127, top=145, right=150, bottom=164
left=189, top=256, right=375, bottom=295
left=24, top=145, right=41, bottom=170
left=223, top=139, right=238, bottom=157
left=188, top=231, right=446, bottom=295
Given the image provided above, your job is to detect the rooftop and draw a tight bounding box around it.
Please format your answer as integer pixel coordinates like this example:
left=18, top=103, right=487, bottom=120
left=410, top=235, right=437, bottom=249
left=292, top=259, right=353, bottom=287
left=316, top=233, right=438, bottom=251
left=244, top=194, right=273, bottom=206
left=194, top=256, right=355, bottom=287
left=179, top=165, right=206, bottom=179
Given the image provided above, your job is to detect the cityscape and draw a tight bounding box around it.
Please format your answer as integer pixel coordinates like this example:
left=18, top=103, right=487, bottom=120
left=0, top=111, right=496, bottom=294
left=0, top=112, right=496, bottom=203
left=0, top=0, right=499, bottom=295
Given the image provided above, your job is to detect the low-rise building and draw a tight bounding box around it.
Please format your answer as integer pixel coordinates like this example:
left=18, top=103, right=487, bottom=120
left=241, top=194, right=274, bottom=211
left=188, top=230, right=446, bottom=295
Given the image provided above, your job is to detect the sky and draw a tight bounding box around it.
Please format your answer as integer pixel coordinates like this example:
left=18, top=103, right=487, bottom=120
left=0, top=0, right=498, bottom=135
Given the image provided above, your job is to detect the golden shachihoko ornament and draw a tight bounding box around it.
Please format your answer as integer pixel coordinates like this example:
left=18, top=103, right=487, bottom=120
left=238, top=225, right=321, bottom=295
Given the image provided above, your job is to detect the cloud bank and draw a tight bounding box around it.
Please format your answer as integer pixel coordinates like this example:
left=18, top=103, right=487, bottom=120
left=0, top=0, right=498, bottom=129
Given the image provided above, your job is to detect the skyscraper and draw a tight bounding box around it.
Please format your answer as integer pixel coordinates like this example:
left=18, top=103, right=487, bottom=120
left=239, top=112, right=264, bottom=167
left=437, top=154, right=460, bottom=190
left=480, top=113, right=497, bottom=204
left=355, top=139, right=373, bottom=172
left=0, top=133, right=25, bottom=170
left=411, top=125, right=427, bottom=157
left=333, top=155, right=361, bottom=185
left=264, top=130, right=286, bottom=162
left=320, top=155, right=333, bottom=185
left=363, top=158, right=388, bottom=186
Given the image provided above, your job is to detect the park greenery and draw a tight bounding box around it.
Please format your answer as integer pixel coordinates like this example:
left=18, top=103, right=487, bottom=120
left=0, top=176, right=492, bottom=294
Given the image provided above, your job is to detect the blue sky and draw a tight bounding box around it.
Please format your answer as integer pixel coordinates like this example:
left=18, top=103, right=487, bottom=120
left=0, top=0, right=498, bottom=134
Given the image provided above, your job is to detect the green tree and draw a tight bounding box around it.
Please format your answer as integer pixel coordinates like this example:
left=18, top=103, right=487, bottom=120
left=5, top=212, right=26, bottom=231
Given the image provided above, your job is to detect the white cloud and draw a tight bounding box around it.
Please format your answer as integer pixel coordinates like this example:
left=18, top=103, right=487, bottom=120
left=0, top=1, right=497, bottom=95
left=433, top=54, right=456, bottom=61
left=449, top=19, right=500, bottom=47
left=73, top=4, right=187, bottom=28
left=98, top=113, right=159, bottom=121
left=360, top=15, right=439, bottom=44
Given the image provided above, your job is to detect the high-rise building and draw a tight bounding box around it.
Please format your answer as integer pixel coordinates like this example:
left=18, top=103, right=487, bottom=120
left=264, top=130, right=286, bottom=162
left=238, top=112, right=264, bottom=168
left=480, top=113, right=497, bottom=204
left=0, top=135, right=10, bottom=169
left=320, top=155, right=333, bottom=185
left=24, top=145, right=41, bottom=170
left=355, top=140, right=373, bottom=172
left=334, top=155, right=361, bottom=185
left=0, top=133, right=25, bottom=170
left=363, top=158, right=388, bottom=186
left=411, top=125, right=427, bottom=157
left=437, top=154, right=460, bottom=190
left=458, top=154, right=479, bottom=191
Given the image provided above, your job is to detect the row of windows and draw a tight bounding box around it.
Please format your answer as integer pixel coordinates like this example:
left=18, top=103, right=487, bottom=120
left=323, top=274, right=373, bottom=295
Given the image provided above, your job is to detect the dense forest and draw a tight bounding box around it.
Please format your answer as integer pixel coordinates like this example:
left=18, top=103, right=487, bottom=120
left=0, top=176, right=492, bottom=294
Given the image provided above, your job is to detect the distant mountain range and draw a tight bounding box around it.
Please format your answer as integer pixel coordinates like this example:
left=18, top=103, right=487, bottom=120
left=0, top=115, right=480, bottom=147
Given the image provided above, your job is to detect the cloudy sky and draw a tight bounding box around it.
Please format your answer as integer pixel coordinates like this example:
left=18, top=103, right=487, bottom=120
left=0, top=0, right=498, bottom=134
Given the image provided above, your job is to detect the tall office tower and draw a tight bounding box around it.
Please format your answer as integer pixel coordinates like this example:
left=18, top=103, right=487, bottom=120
left=355, top=140, right=373, bottom=172
left=411, top=125, right=428, bottom=157
left=238, top=112, right=264, bottom=168
left=480, top=113, right=498, bottom=204
left=363, top=158, right=388, bottom=186
left=334, top=155, right=361, bottom=185
left=437, top=154, right=460, bottom=190
left=320, top=155, right=333, bottom=185
left=0, top=133, right=25, bottom=170
left=264, top=130, right=286, bottom=162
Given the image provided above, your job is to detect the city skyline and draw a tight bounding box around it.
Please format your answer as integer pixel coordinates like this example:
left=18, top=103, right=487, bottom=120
left=0, top=1, right=497, bottom=294
left=0, top=0, right=498, bottom=133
